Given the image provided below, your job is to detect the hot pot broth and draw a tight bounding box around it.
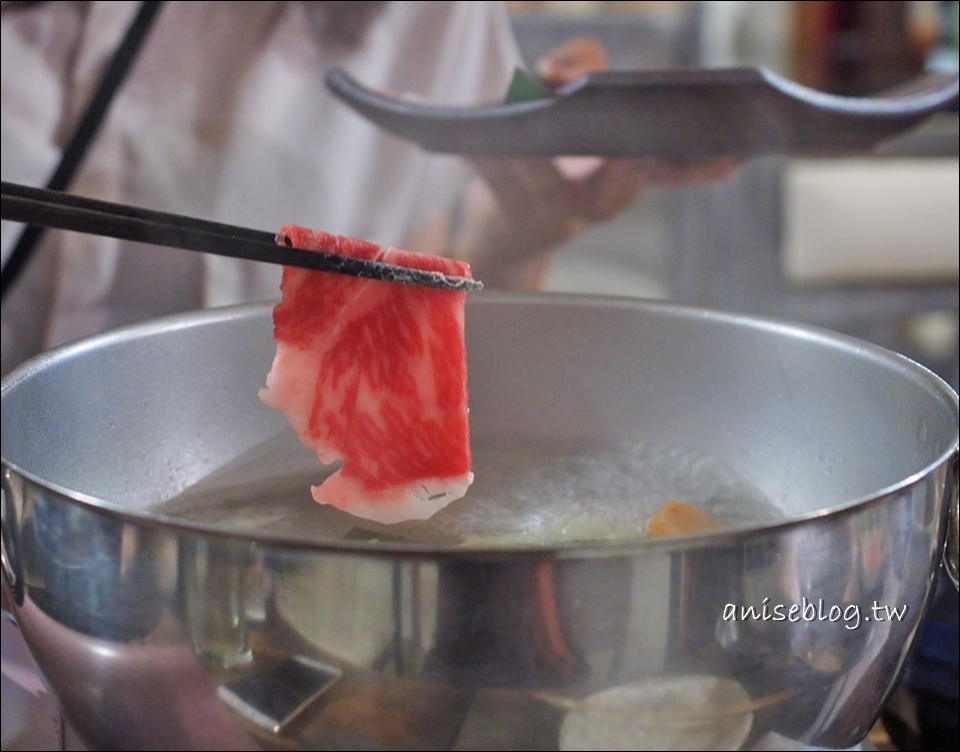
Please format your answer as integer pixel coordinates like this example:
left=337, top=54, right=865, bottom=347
left=155, top=432, right=780, bottom=546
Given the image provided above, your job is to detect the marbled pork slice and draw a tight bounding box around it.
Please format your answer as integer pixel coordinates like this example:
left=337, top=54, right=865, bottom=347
left=259, top=225, right=474, bottom=524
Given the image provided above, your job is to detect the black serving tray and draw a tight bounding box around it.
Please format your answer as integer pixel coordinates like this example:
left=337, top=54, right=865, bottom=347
left=326, top=67, right=959, bottom=160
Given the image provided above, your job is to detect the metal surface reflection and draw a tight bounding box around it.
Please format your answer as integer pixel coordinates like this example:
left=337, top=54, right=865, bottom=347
left=2, top=464, right=950, bottom=750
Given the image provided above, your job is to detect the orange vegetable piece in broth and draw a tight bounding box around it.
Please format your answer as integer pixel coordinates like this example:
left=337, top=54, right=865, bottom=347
left=648, top=501, right=721, bottom=537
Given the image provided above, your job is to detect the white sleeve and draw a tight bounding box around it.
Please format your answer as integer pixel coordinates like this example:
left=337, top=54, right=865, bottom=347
left=1, top=2, right=89, bottom=374
left=0, top=2, right=85, bottom=262
left=1, top=2, right=149, bottom=368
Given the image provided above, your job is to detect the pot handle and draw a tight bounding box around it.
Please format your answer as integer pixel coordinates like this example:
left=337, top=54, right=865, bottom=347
left=1, top=468, right=24, bottom=610
left=945, top=451, right=959, bottom=589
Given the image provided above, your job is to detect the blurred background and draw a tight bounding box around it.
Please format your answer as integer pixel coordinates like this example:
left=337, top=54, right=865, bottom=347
left=507, top=0, right=958, bottom=392
left=506, top=5, right=959, bottom=749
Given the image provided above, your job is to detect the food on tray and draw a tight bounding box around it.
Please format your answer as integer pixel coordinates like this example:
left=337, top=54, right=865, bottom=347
left=259, top=225, right=474, bottom=524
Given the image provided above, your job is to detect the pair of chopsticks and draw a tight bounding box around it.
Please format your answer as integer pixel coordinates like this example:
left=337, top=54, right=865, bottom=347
left=0, top=181, right=481, bottom=292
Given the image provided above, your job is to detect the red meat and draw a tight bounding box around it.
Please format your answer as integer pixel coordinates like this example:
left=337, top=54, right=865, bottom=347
left=259, top=225, right=474, bottom=523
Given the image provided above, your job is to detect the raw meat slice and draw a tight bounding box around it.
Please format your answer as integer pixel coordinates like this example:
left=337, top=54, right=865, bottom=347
left=259, top=225, right=474, bottom=524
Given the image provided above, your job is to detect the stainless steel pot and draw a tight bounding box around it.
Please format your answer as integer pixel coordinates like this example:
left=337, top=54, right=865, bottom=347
left=2, top=293, right=957, bottom=751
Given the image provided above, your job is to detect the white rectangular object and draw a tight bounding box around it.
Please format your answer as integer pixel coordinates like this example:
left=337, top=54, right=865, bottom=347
left=782, top=158, right=959, bottom=284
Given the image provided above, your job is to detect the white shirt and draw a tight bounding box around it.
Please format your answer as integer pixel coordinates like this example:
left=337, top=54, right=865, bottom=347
left=1, top=1, right=521, bottom=374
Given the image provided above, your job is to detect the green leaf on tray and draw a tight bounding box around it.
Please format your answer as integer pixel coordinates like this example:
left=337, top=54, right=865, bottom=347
left=504, top=67, right=554, bottom=103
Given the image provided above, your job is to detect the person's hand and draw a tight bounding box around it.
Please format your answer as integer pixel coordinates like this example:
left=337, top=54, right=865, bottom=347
left=418, top=37, right=737, bottom=290
left=459, top=153, right=737, bottom=288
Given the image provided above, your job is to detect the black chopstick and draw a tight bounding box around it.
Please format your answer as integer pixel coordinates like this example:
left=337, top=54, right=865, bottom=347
left=0, top=181, right=482, bottom=292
